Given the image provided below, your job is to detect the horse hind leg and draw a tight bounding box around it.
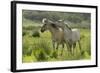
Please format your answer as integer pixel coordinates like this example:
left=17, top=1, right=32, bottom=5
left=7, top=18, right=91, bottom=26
left=78, top=40, right=82, bottom=55
left=73, top=43, right=76, bottom=49
left=56, top=43, right=59, bottom=50
left=52, top=40, right=56, bottom=51
left=72, top=43, right=76, bottom=55
left=78, top=40, right=81, bottom=51
left=69, top=44, right=73, bottom=55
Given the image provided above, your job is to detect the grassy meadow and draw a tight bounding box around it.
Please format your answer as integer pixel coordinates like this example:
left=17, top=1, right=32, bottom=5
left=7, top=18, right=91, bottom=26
left=22, top=19, right=91, bottom=63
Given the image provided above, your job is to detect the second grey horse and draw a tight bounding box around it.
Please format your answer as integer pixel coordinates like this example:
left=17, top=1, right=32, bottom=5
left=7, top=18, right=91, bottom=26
left=55, top=20, right=81, bottom=54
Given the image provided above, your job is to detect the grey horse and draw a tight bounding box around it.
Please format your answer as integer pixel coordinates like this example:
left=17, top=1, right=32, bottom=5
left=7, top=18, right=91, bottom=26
left=55, top=19, right=81, bottom=54
left=40, top=18, right=66, bottom=55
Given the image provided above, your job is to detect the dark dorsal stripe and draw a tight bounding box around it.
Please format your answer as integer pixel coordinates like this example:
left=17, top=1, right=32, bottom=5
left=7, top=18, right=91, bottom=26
left=65, top=24, right=71, bottom=30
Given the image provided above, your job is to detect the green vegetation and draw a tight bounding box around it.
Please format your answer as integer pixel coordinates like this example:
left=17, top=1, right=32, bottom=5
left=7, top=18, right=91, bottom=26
left=22, top=24, right=91, bottom=63
left=22, top=10, right=91, bottom=63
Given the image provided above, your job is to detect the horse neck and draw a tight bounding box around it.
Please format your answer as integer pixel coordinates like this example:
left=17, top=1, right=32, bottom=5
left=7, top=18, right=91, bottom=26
left=67, top=28, right=72, bottom=32
left=48, top=27, right=57, bottom=36
left=64, top=27, right=72, bottom=35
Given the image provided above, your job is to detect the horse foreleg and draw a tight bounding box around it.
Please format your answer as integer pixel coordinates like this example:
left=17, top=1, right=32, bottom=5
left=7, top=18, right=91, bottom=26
left=56, top=43, right=59, bottom=50
left=65, top=42, right=71, bottom=56
left=73, top=43, right=76, bottom=49
left=61, top=43, right=64, bottom=56
left=52, top=40, right=55, bottom=50
left=69, top=43, right=72, bottom=54
left=56, top=43, right=59, bottom=56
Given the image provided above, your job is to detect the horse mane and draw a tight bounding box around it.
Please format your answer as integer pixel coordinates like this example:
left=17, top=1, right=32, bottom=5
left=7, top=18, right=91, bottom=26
left=65, top=24, right=71, bottom=30
left=57, top=20, right=72, bottom=31
left=51, top=23, right=59, bottom=30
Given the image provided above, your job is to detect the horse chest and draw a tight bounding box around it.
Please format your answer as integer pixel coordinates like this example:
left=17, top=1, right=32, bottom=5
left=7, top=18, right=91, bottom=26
left=52, top=31, right=64, bottom=43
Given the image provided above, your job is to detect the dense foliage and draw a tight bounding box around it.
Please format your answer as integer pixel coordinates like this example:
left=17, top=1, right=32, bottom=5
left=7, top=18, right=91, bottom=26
left=22, top=10, right=91, bottom=28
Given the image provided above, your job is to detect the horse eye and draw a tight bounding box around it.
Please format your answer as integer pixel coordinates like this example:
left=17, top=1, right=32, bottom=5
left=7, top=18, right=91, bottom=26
left=43, top=24, right=46, bottom=26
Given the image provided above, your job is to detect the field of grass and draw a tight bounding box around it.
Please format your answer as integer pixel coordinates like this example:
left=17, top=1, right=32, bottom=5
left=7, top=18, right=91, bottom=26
left=22, top=22, right=91, bottom=63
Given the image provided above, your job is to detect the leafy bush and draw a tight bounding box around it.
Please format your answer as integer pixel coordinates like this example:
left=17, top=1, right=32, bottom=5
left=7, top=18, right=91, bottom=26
left=23, top=46, right=32, bottom=56
left=23, top=26, right=40, bottom=30
left=32, top=31, right=40, bottom=37
left=22, top=31, right=27, bottom=36
left=22, top=10, right=91, bottom=24
left=32, top=39, right=52, bottom=61
left=33, top=49, right=48, bottom=61
left=22, top=36, right=33, bottom=56
left=22, top=28, right=91, bottom=62
left=51, top=51, right=58, bottom=58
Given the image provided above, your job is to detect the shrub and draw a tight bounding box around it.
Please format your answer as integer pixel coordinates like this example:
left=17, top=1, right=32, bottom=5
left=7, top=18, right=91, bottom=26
left=32, top=39, right=52, bottom=61
left=51, top=51, right=58, bottom=58
left=32, top=31, right=40, bottom=37
left=23, top=26, right=41, bottom=30
left=22, top=37, right=33, bottom=56
left=34, top=49, right=47, bottom=61
left=22, top=31, right=26, bottom=36
left=22, top=45, right=33, bottom=56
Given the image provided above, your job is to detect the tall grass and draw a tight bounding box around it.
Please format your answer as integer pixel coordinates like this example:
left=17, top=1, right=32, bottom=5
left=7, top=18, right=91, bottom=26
left=22, top=25, right=91, bottom=63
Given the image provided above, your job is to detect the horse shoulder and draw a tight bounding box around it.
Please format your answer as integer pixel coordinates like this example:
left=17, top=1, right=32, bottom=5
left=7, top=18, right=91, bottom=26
left=54, top=29, right=64, bottom=42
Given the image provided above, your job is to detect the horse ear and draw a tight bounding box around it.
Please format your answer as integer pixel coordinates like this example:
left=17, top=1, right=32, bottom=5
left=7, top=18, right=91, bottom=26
left=42, top=18, right=48, bottom=24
